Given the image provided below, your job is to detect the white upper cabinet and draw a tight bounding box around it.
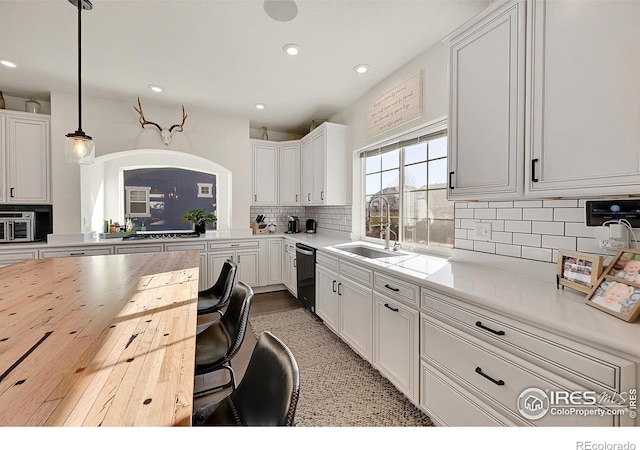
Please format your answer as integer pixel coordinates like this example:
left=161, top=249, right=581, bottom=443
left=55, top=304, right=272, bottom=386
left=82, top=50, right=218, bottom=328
left=279, top=142, right=300, bottom=206
left=300, top=122, right=348, bottom=206
left=446, top=0, right=640, bottom=200
left=445, top=0, right=525, bottom=200
left=1, top=111, right=51, bottom=204
left=251, top=140, right=279, bottom=206
left=525, top=0, right=640, bottom=197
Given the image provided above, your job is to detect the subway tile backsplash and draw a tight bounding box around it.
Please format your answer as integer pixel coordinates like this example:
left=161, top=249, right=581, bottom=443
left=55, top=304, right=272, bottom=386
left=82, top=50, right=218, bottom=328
left=454, top=199, right=638, bottom=263
left=249, top=205, right=352, bottom=233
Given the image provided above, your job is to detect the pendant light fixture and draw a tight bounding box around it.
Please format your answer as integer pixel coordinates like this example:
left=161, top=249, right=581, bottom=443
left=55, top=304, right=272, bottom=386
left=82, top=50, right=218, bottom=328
left=65, top=0, right=94, bottom=165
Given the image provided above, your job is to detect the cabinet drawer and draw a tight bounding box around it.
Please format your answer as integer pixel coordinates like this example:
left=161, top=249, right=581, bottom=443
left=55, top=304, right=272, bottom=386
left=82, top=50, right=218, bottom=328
left=421, top=289, right=633, bottom=393
left=0, top=250, right=38, bottom=267
left=421, top=360, right=521, bottom=427
left=316, top=251, right=338, bottom=270
left=40, top=246, right=113, bottom=258
left=208, top=240, right=259, bottom=251
left=115, top=244, right=164, bottom=254
left=374, top=272, right=418, bottom=306
left=339, top=259, right=372, bottom=286
left=422, top=315, right=616, bottom=426
left=164, top=242, right=207, bottom=253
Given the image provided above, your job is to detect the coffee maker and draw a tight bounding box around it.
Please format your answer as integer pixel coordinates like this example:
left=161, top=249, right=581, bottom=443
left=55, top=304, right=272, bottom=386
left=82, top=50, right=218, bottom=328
left=286, top=216, right=300, bottom=234
left=306, top=218, right=317, bottom=233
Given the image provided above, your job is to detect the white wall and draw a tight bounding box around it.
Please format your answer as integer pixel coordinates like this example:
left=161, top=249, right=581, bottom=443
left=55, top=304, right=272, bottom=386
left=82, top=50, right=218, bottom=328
left=329, top=42, right=450, bottom=237
left=50, top=91, right=250, bottom=234
left=330, top=43, right=449, bottom=154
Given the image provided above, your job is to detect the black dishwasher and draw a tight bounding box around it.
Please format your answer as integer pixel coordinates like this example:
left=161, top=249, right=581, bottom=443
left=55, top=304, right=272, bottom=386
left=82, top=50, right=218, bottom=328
left=295, top=243, right=316, bottom=314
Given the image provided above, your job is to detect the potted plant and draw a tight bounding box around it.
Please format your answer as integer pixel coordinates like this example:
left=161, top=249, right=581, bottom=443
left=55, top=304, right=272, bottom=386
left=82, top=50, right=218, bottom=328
left=181, top=209, right=216, bottom=234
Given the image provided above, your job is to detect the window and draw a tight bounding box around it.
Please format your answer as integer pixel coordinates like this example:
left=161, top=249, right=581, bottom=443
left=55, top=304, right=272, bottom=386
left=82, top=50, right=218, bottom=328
left=197, top=183, right=213, bottom=198
left=125, top=186, right=151, bottom=218
left=123, top=168, right=217, bottom=231
left=362, top=130, right=453, bottom=253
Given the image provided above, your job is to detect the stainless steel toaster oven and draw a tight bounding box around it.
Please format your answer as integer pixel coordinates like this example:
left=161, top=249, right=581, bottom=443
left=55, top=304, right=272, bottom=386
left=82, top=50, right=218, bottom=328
left=0, top=211, right=35, bottom=242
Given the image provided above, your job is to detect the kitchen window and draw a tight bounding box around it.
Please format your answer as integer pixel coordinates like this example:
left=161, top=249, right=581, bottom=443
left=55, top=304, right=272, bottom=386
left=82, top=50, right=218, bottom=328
left=362, top=129, right=453, bottom=254
left=123, top=168, right=217, bottom=231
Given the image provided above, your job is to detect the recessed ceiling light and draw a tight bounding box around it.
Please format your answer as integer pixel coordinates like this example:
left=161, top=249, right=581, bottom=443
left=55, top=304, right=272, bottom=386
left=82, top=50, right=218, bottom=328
left=255, top=103, right=265, bottom=110
left=283, top=44, right=300, bottom=56
left=148, top=85, right=163, bottom=93
left=0, top=60, right=17, bottom=68
left=354, top=64, right=369, bottom=74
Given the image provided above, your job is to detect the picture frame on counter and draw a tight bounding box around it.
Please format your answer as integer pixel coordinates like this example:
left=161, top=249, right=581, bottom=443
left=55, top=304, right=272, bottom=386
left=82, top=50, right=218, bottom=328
left=556, top=249, right=603, bottom=294
left=585, top=248, right=640, bottom=323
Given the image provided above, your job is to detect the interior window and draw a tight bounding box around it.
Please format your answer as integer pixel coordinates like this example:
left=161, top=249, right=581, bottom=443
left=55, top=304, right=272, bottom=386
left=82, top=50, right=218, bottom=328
left=123, top=168, right=217, bottom=231
left=362, top=131, right=453, bottom=254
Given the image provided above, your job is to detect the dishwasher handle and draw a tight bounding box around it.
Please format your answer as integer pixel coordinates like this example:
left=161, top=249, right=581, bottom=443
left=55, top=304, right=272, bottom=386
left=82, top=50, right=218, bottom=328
left=296, top=247, right=315, bottom=257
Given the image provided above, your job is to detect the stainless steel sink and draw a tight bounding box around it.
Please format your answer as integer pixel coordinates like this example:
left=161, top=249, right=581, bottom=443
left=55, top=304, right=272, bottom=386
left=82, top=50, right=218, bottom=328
left=336, top=245, right=398, bottom=259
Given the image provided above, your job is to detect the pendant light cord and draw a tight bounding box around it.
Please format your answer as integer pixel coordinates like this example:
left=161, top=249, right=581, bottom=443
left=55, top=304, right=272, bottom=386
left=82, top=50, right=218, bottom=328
left=77, top=0, right=83, bottom=133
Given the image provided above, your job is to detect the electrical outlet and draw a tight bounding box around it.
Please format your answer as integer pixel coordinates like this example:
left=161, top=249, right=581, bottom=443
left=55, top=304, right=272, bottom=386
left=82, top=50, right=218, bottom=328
left=474, top=222, right=491, bottom=241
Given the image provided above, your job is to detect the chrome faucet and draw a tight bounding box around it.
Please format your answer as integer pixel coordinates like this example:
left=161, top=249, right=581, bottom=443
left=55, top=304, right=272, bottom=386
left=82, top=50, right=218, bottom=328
left=367, top=195, right=391, bottom=250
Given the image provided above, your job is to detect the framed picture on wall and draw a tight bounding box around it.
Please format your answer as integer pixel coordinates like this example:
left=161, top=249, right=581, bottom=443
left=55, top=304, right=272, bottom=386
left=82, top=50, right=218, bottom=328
left=585, top=249, right=640, bottom=323
left=556, top=250, right=603, bottom=294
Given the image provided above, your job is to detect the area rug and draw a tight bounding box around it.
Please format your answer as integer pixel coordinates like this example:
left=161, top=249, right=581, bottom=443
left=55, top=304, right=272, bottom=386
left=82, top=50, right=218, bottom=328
left=248, top=308, right=433, bottom=427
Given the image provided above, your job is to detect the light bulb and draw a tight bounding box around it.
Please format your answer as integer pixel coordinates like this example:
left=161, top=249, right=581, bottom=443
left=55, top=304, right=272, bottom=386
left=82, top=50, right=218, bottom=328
left=74, top=139, right=87, bottom=157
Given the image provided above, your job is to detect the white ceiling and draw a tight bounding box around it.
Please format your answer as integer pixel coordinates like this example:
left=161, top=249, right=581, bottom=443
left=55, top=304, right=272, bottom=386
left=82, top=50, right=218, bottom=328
left=0, top=0, right=488, bottom=135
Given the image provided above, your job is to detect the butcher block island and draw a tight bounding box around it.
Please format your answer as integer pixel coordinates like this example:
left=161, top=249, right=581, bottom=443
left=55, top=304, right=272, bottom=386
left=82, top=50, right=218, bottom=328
left=0, top=251, right=200, bottom=426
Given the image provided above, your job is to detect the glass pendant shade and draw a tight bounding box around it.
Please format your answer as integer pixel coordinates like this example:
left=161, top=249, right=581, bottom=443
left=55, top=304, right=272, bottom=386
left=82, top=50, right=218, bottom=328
left=65, top=131, right=95, bottom=165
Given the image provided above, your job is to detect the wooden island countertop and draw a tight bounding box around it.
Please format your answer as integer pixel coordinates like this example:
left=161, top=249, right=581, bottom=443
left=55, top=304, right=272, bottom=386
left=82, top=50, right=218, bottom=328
left=0, top=251, right=200, bottom=426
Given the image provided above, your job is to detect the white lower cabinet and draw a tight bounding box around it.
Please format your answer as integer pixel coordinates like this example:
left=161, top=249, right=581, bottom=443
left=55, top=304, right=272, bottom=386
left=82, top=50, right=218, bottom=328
left=283, top=241, right=297, bottom=297
left=209, top=250, right=259, bottom=287
left=315, top=253, right=373, bottom=362
left=265, top=238, right=282, bottom=286
left=373, top=292, right=419, bottom=402
left=420, top=288, right=636, bottom=426
left=337, top=270, right=372, bottom=362
left=315, top=260, right=339, bottom=332
left=208, top=240, right=260, bottom=287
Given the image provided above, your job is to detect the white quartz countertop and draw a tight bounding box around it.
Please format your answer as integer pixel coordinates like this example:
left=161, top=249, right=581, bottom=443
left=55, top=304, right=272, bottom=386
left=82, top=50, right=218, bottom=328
left=4, top=231, right=640, bottom=359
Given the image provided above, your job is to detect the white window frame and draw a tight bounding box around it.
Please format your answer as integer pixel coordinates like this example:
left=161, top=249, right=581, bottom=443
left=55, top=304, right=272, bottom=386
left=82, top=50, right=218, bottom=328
left=359, top=121, right=453, bottom=256
left=125, top=186, right=151, bottom=218
left=197, top=183, right=213, bottom=198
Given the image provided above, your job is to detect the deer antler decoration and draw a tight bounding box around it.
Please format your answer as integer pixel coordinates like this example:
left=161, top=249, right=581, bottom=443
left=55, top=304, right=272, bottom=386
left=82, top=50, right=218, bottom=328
left=134, top=97, right=187, bottom=146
